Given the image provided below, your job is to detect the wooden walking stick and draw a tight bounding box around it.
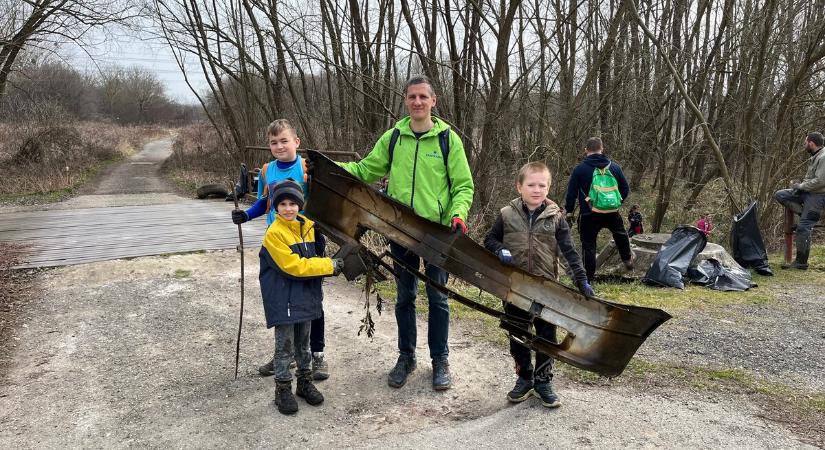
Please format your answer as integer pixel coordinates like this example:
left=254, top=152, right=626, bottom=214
left=230, top=182, right=245, bottom=380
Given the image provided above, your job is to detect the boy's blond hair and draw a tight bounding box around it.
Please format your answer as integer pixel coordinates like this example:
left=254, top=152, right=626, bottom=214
left=517, top=161, right=552, bottom=185
left=267, top=119, right=297, bottom=138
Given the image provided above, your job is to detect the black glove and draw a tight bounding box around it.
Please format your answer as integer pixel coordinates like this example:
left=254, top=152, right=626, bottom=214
left=332, top=258, right=345, bottom=276
left=231, top=209, right=249, bottom=224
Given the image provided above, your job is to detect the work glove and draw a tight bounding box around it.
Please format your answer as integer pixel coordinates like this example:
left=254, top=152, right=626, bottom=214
left=565, top=212, right=575, bottom=228
left=791, top=182, right=802, bottom=191
left=231, top=209, right=249, bottom=224
left=577, top=281, right=595, bottom=297
left=332, top=258, right=345, bottom=276
left=496, top=248, right=513, bottom=265
left=450, top=216, right=468, bottom=235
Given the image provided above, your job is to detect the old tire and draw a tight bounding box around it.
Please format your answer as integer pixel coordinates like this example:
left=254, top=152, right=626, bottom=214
left=196, top=183, right=229, bottom=199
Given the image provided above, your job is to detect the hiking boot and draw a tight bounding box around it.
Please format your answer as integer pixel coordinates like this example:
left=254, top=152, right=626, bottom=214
left=781, top=261, right=808, bottom=270
left=506, top=376, right=534, bottom=403
left=259, top=359, right=295, bottom=376
left=312, top=352, right=329, bottom=381
left=432, top=358, right=452, bottom=391
left=533, top=381, right=561, bottom=408
left=622, top=254, right=635, bottom=271
left=274, top=381, right=298, bottom=415
left=387, top=354, right=416, bottom=388
left=296, top=372, right=324, bottom=406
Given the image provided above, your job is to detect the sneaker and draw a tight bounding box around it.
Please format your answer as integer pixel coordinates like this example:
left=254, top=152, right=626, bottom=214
left=296, top=372, right=324, bottom=406
left=623, top=255, right=635, bottom=271
left=387, top=355, right=416, bottom=388
left=274, top=381, right=298, bottom=415
left=533, top=381, right=561, bottom=408
left=506, top=376, right=534, bottom=403
left=312, top=352, right=329, bottom=381
left=432, top=358, right=452, bottom=391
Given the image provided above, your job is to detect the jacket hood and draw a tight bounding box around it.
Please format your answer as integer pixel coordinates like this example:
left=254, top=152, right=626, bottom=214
left=394, top=115, right=451, bottom=138
left=583, top=153, right=611, bottom=169
left=508, top=197, right=561, bottom=220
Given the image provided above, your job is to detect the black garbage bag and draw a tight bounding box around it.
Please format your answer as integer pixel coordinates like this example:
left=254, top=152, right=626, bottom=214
left=687, top=258, right=755, bottom=291
left=730, top=201, right=773, bottom=275
left=643, top=226, right=708, bottom=289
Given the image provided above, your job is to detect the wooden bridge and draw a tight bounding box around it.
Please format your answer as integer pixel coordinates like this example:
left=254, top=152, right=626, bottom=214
left=0, top=200, right=266, bottom=269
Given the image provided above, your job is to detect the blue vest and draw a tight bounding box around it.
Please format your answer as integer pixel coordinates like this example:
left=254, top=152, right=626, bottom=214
left=257, top=155, right=308, bottom=225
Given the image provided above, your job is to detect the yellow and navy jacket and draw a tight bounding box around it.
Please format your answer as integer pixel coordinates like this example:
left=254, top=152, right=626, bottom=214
left=259, top=214, right=334, bottom=327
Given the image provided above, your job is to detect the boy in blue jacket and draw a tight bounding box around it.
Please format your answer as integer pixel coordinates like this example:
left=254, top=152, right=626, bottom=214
left=232, top=119, right=331, bottom=381
left=259, top=180, right=344, bottom=415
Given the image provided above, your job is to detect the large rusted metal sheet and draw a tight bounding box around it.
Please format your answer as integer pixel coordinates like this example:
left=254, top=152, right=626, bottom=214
left=304, top=150, right=671, bottom=377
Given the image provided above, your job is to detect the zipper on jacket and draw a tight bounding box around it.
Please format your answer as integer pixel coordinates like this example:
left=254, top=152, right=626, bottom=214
left=409, top=138, right=421, bottom=210
left=287, top=301, right=291, bottom=317
left=437, top=200, right=444, bottom=222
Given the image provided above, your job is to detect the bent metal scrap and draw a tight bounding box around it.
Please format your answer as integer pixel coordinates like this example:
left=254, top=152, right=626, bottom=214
left=304, top=150, right=671, bottom=377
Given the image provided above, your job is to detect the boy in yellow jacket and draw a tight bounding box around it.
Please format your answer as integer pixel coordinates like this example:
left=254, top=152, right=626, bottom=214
left=259, top=179, right=344, bottom=415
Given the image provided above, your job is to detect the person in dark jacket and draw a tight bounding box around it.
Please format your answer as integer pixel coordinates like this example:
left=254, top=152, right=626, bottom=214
left=259, top=180, right=345, bottom=415
left=564, top=137, right=634, bottom=282
left=627, top=204, right=643, bottom=237
left=485, top=161, right=593, bottom=409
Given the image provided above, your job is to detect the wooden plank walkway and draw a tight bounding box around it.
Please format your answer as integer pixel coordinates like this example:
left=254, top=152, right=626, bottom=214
left=0, top=201, right=266, bottom=269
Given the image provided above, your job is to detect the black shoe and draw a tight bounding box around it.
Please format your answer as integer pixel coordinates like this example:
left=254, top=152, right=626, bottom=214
left=780, top=261, right=808, bottom=270
left=259, top=359, right=275, bottom=376
left=387, top=355, right=416, bottom=388
left=432, top=358, right=452, bottom=391
left=506, top=376, right=534, bottom=403
left=312, top=352, right=329, bottom=381
left=534, top=381, right=561, bottom=408
left=275, top=381, right=298, bottom=415
left=755, top=266, right=774, bottom=276
left=296, top=373, right=324, bottom=406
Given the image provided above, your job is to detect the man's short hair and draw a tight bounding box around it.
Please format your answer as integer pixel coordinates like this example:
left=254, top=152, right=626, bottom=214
left=807, top=132, right=824, bottom=148
left=585, top=137, right=603, bottom=153
left=517, top=161, right=551, bottom=185
left=267, top=119, right=297, bottom=138
left=403, top=75, right=435, bottom=96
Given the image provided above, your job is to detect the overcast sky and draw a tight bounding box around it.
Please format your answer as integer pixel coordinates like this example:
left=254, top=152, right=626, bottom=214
left=60, top=30, right=208, bottom=105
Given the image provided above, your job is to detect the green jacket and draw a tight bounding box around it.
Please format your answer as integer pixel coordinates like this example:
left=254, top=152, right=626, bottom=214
left=340, top=116, right=474, bottom=225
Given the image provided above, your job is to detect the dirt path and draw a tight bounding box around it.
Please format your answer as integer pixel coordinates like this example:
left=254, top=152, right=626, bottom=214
left=0, top=138, right=817, bottom=448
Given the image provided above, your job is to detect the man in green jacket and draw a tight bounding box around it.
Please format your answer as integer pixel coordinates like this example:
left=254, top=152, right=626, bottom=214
left=340, top=75, right=474, bottom=390
left=775, top=132, right=825, bottom=270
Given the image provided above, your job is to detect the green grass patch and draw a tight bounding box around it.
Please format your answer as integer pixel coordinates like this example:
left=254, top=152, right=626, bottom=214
left=173, top=269, right=192, bottom=278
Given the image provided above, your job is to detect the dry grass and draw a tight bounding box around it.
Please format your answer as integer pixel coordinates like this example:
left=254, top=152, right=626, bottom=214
left=161, top=124, right=239, bottom=195
left=0, top=122, right=166, bottom=203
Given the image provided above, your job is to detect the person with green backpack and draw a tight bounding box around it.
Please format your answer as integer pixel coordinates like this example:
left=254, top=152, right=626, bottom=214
left=564, top=137, right=634, bottom=283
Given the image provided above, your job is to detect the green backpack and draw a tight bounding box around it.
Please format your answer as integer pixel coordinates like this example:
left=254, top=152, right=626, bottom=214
left=587, top=162, right=622, bottom=213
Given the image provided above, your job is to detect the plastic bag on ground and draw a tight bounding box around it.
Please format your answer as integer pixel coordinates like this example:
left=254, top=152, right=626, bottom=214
left=687, top=258, right=755, bottom=291
left=730, top=201, right=773, bottom=275
left=642, top=226, right=707, bottom=289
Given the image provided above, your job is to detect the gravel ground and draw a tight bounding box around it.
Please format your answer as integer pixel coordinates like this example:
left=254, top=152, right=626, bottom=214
left=0, top=252, right=814, bottom=449
left=636, top=285, right=825, bottom=393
